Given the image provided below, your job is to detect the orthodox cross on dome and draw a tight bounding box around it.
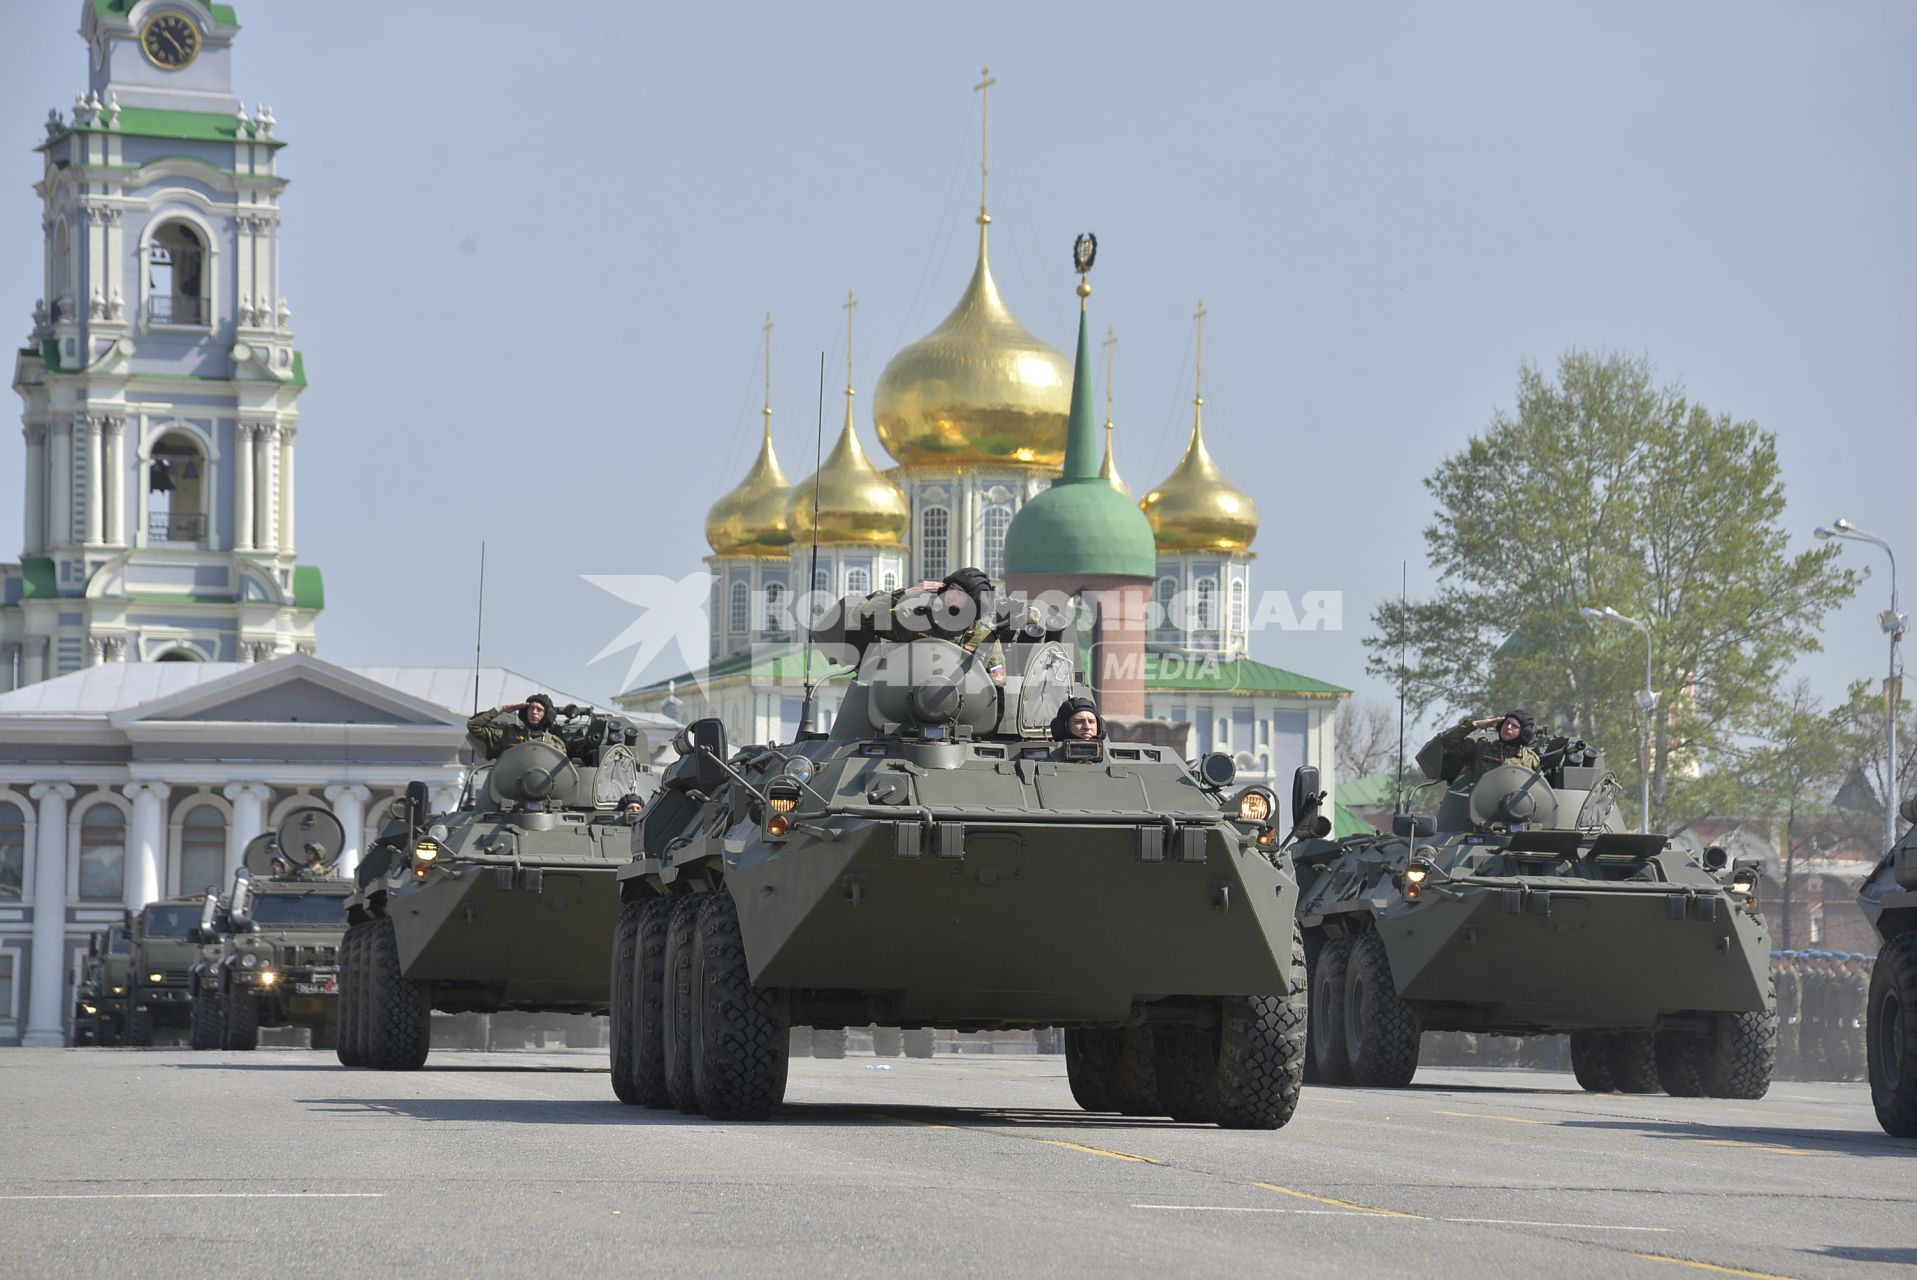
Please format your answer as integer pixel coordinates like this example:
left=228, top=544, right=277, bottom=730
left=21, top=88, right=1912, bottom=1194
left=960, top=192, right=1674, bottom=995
left=762, top=310, right=774, bottom=426
left=1102, top=326, right=1118, bottom=425
left=842, top=289, right=858, bottom=393
left=1193, top=298, right=1208, bottom=406
left=973, top=65, right=997, bottom=224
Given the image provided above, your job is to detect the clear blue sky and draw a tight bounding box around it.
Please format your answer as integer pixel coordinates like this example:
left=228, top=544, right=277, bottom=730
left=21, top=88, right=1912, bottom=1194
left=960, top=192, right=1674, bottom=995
left=3, top=2, right=1912, bottom=726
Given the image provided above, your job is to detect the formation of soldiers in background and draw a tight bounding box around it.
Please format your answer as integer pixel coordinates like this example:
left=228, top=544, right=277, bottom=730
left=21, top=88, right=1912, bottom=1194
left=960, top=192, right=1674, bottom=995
left=1418, top=951, right=1874, bottom=1079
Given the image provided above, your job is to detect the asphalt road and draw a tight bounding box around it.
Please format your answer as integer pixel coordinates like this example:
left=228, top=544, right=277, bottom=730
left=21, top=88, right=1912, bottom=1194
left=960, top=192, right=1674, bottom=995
left=1, top=1048, right=1909, bottom=1279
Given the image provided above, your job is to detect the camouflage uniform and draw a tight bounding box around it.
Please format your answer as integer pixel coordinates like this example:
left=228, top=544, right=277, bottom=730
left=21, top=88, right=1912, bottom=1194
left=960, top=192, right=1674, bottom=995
left=855, top=587, right=1005, bottom=680
left=1839, top=958, right=1867, bottom=1081
left=1774, top=957, right=1800, bottom=1078
left=1419, top=717, right=1542, bottom=782
left=1800, top=961, right=1830, bottom=1079
left=466, top=708, right=565, bottom=761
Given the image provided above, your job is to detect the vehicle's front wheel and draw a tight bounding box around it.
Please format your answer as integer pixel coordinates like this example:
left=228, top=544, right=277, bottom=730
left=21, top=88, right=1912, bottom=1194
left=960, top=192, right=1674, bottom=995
left=661, top=894, right=702, bottom=1112
left=189, top=990, right=224, bottom=1051
left=1309, top=934, right=1354, bottom=1084
left=336, top=921, right=367, bottom=1067
left=1569, top=1031, right=1615, bottom=1092
left=1064, top=1028, right=1119, bottom=1113
left=1868, top=931, right=1917, bottom=1138
left=365, top=917, right=430, bottom=1071
left=126, top=1004, right=154, bottom=1047
left=609, top=899, right=644, bottom=1105
left=1209, top=922, right=1308, bottom=1130
left=690, top=889, right=788, bottom=1121
left=631, top=896, right=675, bottom=1108
left=1700, top=987, right=1777, bottom=1101
left=222, top=987, right=259, bottom=1051
left=1343, top=931, right=1420, bottom=1087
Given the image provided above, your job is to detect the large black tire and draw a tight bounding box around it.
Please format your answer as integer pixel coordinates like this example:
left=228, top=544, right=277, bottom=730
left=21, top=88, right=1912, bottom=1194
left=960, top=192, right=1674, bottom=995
left=1343, top=931, right=1420, bottom=1087
left=1064, top=1028, right=1120, bottom=1112
left=1699, top=990, right=1777, bottom=1100
left=1112, top=1025, right=1160, bottom=1115
left=1868, top=931, right=1917, bottom=1137
left=126, top=1004, right=154, bottom=1047
left=1302, top=933, right=1325, bottom=1085
left=1153, top=1025, right=1215, bottom=1123
left=1609, top=1031, right=1661, bottom=1094
left=690, top=890, right=789, bottom=1121
left=222, top=988, right=260, bottom=1050
left=903, top=1028, right=935, bottom=1058
left=609, top=899, right=644, bottom=1105
left=95, top=1015, right=120, bottom=1048
left=631, top=897, right=675, bottom=1107
left=1654, top=1029, right=1706, bottom=1097
left=1310, top=934, right=1354, bottom=1084
left=661, top=894, right=702, bottom=1112
left=336, top=922, right=367, bottom=1067
left=1569, top=1032, right=1616, bottom=1092
left=189, top=992, right=224, bottom=1051
left=811, top=1027, right=848, bottom=1060
left=1212, top=922, right=1308, bottom=1130
left=365, top=917, right=430, bottom=1071
left=870, top=1026, right=904, bottom=1058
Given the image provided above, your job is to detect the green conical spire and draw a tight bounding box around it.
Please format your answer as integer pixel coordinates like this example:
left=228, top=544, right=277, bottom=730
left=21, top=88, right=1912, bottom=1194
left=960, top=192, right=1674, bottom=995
left=1058, top=300, right=1102, bottom=483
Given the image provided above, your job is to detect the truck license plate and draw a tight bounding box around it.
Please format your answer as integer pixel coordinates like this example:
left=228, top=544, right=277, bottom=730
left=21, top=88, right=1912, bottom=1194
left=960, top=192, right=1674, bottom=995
left=294, top=974, right=338, bottom=995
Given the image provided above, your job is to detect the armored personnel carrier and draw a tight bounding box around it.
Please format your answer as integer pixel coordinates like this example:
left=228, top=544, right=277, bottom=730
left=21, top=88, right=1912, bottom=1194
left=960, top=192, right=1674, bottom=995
left=338, top=705, right=657, bottom=1070
left=1292, top=732, right=1774, bottom=1096
left=187, top=808, right=354, bottom=1051
left=608, top=599, right=1307, bottom=1127
left=126, top=893, right=211, bottom=1044
left=1859, top=797, right=1917, bottom=1137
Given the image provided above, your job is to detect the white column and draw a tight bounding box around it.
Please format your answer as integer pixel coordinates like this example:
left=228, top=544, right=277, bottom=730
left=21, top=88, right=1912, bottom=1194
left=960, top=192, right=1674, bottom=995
left=324, top=783, right=370, bottom=877
left=0, top=644, right=18, bottom=693
left=103, top=417, right=125, bottom=545
left=254, top=424, right=278, bottom=552
left=122, top=782, right=168, bottom=909
left=233, top=424, right=254, bottom=552
left=47, top=418, right=72, bottom=548
left=23, top=425, right=46, bottom=554
left=223, top=782, right=271, bottom=878
left=21, top=637, right=47, bottom=686
left=82, top=416, right=103, bottom=545
left=23, top=783, right=76, bottom=1047
left=277, top=425, right=296, bottom=554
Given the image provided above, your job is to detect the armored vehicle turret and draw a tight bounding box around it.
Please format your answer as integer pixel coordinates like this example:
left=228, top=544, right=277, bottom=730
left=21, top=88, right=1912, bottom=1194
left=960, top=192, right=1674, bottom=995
left=1859, top=797, right=1917, bottom=1137
left=126, top=893, right=211, bottom=1045
left=187, top=808, right=354, bottom=1051
left=338, top=705, right=659, bottom=1070
left=1292, top=729, right=1775, bottom=1097
left=608, top=598, right=1307, bottom=1127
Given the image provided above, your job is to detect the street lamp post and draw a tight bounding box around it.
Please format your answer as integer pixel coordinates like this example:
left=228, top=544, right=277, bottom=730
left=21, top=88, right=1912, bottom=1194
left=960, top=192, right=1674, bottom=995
left=1581, top=605, right=1659, bottom=833
left=1814, top=519, right=1906, bottom=851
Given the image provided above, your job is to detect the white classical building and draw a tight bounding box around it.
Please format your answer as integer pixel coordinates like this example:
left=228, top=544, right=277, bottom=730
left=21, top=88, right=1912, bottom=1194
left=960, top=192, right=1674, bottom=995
left=0, top=654, right=673, bottom=1046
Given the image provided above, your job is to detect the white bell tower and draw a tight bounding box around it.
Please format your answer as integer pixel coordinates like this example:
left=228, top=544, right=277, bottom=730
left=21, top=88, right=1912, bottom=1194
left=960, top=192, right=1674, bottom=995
left=1, top=1, right=321, bottom=688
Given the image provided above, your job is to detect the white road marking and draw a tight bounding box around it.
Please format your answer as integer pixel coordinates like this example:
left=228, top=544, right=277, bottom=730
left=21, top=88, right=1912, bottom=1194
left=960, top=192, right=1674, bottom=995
left=0, top=1192, right=385, bottom=1202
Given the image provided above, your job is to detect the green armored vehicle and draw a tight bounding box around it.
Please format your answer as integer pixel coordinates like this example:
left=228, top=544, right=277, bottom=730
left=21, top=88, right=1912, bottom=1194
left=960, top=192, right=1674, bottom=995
left=338, top=706, right=657, bottom=1070
left=187, top=808, right=354, bottom=1051
left=1293, top=726, right=1774, bottom=1097
left=126, top=894, right=210, bottom=1045
left=1860, top=796, right=1917, bottom=1137
left=609, top=601, right=1307, bottom=1128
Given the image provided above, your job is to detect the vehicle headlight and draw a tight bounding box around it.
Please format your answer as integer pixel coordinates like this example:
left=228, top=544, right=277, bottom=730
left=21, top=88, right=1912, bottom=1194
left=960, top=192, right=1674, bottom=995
left=1236, top=789, right=1272, bottom=823
left=111, top=985, right=125, bottom=995
left=428, top=823, right=450, bottom=843
left=766, top=814, right=791, bottom=838
left=147, top=972, right=163, bottom=983
left=413, top=839, right=440, bottom=862
left=82, top=1003, right=98, bottom=1015
left=1730, top=868, right=1758, bottom=896
left=259, top=971, right=277, bottom=987
left=240, top=954, right=258, bottom=969
left=782, top=756, right=815, bottom=785
left=1405, top=864, right=1429, bottom=885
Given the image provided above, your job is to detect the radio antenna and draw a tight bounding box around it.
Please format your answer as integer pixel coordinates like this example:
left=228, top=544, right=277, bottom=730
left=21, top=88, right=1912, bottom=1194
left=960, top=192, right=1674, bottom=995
left=796, top=350, right=826, bottom=739
left=1395, top=559, right=1409, bottom=814
left=471, top=540, right=487, bottom=715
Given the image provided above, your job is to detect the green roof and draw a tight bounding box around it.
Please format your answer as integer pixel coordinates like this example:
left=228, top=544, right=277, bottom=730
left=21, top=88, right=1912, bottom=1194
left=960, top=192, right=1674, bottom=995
left=292, top=564, right=324, bottom=610
left=93, top=1, right=238, bottom=24
left=288, top=350, right=307, bottom=388
left=622, top=643, right=850, bottom=699
left=1334, top=802, right=1378, bottom=838
left=69, top=106, right=281, bottom=148
left=1142, top=648, right=1349, bottom=696
left=1339, top=771, right=1406, bottom=807
left=20, top=557, right=56, bottom=600
left=1004, top=303, right=1157, bottom=578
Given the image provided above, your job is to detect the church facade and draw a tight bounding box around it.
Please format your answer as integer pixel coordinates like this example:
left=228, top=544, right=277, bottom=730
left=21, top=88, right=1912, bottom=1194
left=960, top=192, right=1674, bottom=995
left=1, top=0, right=320, bottom=692
left=617, top=86, right=1346, bottom=791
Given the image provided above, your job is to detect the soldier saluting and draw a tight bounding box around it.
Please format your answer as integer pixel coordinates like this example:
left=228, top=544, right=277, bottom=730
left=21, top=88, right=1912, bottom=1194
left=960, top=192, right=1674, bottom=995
left=847, top=568, right=1006, bottom=684
left=466, top=693, right=565, bottom=760
left=1417, top=709, right=1542, bottom=782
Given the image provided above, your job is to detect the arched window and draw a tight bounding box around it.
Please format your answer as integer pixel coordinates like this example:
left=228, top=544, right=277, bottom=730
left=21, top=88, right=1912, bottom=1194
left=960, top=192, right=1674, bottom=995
left=1229, top=576, right=1247, bottom=640
left=845, top=567, right=870, bottom=597
left=77, top=804, right=126, bottom=901
left=148, top=429, right=207, bottom=544
left=728, top=580, right=750, bottom=635
left=1155, top=576, right=1177, bottom=631
left=812, top=567, right=830, bottom=593
left=147, top=222, right=207, bottom=325
left=1195, top=577, right=1218, bottom=632
left=0, top=801, right=23, bottom=899
left=155, top=648, right=202, bottom=662
left=980, top=505, right=1013, bottom=580
left=179, top=804, right=225, bottom=897
left=919, top=507, right=950, bottom=582
left=881, top=571, right=898, bottom=592
left=761, top=581, right=787, bottom=633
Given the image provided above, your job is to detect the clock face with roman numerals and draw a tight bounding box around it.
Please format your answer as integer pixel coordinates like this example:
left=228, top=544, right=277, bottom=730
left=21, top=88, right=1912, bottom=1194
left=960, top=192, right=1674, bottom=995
left=140, top=12, right=200, bottom=70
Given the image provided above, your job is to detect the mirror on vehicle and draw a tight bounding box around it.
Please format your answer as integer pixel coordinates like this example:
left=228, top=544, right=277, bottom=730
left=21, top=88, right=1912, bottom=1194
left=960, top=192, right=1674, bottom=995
left=1290, top=765, right=1322, bottom=829
left=1901, top=796, right=1917, bottom=827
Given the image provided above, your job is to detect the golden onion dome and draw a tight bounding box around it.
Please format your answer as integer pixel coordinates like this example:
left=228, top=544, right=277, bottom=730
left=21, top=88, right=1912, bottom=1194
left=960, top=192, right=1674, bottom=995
left=1139, top=398, right=1259, bottom=553
left=788, top=387, right=909, bottom=548
left=704, top=409, right=794, bottom=556
left=873, top=219, right=1073, bottom=470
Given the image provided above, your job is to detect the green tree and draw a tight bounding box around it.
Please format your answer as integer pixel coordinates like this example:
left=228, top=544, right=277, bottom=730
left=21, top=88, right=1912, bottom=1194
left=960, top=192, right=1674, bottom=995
left=1367, top=351, right=1858, bottom=832
left=1735, top=682, right=1848, bottom=949
left=1832, top=677, right=1917, bottom=846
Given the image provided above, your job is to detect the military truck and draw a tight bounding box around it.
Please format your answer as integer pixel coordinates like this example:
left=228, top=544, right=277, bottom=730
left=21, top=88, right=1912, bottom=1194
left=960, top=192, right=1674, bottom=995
left=608, top=599, right=1307, bottom=1128
left=126, top=894, right=211, bottom=1045
left=71, top=930, right=116, bottom=1045
left=1859, top=796, right=1917, bottom=1137
left=187, top=808, right=354, bottom=1051
left=337, top=705, right=657, bottom=1070
left=1292, top=732, right=1775, bottom=1097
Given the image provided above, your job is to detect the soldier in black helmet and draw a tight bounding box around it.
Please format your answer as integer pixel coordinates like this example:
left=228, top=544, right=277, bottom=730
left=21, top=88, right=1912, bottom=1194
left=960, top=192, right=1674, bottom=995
left=1417, top=709, right=1542, bottom=782
left=466, top=693, right=565, bottom=761
left=847, top=567, right=1006, bottom=684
